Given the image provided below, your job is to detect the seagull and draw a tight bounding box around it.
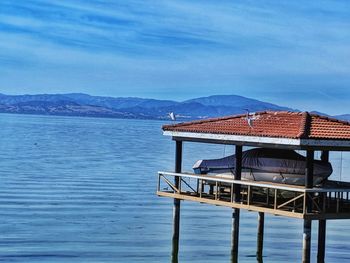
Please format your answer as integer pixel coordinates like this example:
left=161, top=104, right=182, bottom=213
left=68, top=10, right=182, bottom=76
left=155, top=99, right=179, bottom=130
left=245, top=109, right=257, bottom=129
left=247, top=117, right=254, bottom=128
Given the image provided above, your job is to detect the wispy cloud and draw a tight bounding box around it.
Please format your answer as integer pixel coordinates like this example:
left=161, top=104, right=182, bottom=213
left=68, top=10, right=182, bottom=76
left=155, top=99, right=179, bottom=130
left=0, top=0, right=349, bottom=114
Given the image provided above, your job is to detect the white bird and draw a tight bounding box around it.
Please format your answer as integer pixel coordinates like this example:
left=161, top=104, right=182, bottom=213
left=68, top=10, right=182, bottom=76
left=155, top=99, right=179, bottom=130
left=247, top=117, right=254, bottom=128
left=245, top=109, right=257, bottom=129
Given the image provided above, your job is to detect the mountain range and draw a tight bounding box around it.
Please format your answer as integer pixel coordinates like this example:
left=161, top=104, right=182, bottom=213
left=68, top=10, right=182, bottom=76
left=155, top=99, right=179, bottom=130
left=0, top=93, right=348, bottom=121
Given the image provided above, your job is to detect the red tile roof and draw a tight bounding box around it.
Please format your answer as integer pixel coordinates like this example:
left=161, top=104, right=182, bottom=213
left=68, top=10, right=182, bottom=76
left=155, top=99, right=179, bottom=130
left=163, top=111, right=350, bottom=140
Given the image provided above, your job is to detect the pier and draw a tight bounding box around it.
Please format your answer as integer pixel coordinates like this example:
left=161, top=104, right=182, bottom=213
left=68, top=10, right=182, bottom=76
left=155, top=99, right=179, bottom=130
left=157, top=111, right=350, bottom=262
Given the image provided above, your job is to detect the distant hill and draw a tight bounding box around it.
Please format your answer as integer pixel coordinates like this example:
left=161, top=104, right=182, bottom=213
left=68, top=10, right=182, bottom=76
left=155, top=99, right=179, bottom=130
left=63, top=93, right=178, bottom=109
left=310, top=111, right=350, bottom=122
left=0, top=93, right=346, bottom=121
left=310, top=111, right=330, bottom=117
left=184, top=95, right=290, bottom=110
left=335, top=114, right=350, bottom=121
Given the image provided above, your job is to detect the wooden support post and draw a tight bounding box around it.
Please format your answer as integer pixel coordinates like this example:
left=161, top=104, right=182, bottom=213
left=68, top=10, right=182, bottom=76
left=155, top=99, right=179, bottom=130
left=305, top=150, right=314, bottom=189
left=303, top=219, right=312, bottom=263
left=317, top=220, right=326, bottom=263
left=256, top=212, right=265, bottom=260
left=172, top=140, right=182, bottom=263
left=234, top=145, right=242, bottom=201
left=231, top=208, right=240, bottom=263
left=317, top=150, right=329, bottom=263
left=302, top=149, right=314, bottom=263
left=231, top=145, right=242, bottom=263
left=320, top=150, right=329, bottom=163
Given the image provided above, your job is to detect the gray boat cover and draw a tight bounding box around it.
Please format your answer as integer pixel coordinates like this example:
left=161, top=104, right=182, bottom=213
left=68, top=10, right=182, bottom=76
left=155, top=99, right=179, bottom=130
left=193, top=148, right=333, bottom=178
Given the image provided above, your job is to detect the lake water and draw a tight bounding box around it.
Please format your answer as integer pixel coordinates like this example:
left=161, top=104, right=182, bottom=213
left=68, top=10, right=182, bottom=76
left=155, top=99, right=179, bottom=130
left=0, top=113, right=349, bottom=263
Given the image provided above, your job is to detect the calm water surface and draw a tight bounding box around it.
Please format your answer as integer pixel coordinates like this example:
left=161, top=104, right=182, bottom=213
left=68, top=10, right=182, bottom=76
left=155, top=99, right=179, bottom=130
left=0, top=113, right=349, bottom=263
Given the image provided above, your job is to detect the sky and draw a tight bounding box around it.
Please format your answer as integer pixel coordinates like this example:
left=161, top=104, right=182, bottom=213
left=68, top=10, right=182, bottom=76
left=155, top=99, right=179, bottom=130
left=0, top=0, right=350, bottom=115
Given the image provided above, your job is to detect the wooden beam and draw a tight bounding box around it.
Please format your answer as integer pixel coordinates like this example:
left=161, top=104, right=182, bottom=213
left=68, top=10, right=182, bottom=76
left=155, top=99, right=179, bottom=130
left=165, top=131, right=350, bottom=151
left=277, top=193, right=305, bottom=209
left=158, top=171, right=308, bottom=192
left=171, top=136, right=302, bottom=150
left=162, top=176, right=179, bottom=193
left=305, top=150, right=314, bottom=189
left=173, top=134, right=350, bottom=151
left=304, top=212, right=350, bottom=220
left=175, top=141, right=182, bottom=179
left=158, top=191, right=350, bottom=220
left=234, top=145, right=243, bottom=201
left=172, top=140, right=182, bottom=263
left=320, top=150, right=329, bottom=162
left=157, top=191, right=305, bottom=219
left=159, top=171, right=350, bottom=193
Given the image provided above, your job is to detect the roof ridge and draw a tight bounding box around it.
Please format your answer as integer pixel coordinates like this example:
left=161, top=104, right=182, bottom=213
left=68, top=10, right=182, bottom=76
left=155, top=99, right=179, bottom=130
left=162, top=110, right=304, bottom=131
left=162, top=114, right=243, bottom=130
left=297, top=111, right=311, bottom=138
left=162, top=111, right=266, bottom=130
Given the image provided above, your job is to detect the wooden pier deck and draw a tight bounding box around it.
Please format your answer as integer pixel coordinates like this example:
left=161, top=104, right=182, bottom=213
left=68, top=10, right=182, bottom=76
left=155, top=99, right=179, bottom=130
left=157, top=171, right=350, bottom=220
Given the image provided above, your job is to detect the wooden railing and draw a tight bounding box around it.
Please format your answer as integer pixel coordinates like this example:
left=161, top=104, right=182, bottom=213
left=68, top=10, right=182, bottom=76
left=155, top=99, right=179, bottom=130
left=157, top=171, right=350, bottom=220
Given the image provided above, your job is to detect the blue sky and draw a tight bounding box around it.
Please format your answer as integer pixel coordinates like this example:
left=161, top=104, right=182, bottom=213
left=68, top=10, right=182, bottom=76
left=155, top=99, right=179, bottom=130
left=0, top=0, right=349, bottom=114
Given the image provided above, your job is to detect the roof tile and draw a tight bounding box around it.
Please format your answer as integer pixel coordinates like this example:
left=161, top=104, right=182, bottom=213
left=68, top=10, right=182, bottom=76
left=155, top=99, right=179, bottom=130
left=162, top=111, right=350, bottom=140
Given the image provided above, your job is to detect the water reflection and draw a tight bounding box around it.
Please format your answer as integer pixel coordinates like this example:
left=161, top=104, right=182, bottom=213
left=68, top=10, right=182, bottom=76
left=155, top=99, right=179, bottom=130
left=256, top=255, right=264, bottom=263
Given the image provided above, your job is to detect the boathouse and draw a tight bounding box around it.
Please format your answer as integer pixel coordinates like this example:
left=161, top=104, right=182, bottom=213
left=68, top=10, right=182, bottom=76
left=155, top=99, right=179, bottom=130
left=157, top=111, right=350, bottom=263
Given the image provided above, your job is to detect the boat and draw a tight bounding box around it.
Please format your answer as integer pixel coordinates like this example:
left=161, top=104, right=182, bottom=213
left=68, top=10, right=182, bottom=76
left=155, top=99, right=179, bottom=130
left=193, top=148, right=333, bottom=186
left=168, top=112, right=176, bottom=121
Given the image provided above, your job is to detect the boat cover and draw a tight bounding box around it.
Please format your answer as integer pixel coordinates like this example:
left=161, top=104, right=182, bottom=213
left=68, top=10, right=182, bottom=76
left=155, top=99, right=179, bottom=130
left=193, top=148, right=333, bottom=178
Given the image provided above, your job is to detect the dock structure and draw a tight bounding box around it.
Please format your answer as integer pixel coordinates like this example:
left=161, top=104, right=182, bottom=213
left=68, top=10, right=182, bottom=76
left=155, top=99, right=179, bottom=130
left=157, top=111, right=350, bottom=263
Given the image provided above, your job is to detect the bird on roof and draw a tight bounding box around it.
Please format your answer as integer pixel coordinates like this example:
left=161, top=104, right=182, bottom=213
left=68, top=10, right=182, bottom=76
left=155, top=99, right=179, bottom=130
left=245, top=109, right=258, bottom=129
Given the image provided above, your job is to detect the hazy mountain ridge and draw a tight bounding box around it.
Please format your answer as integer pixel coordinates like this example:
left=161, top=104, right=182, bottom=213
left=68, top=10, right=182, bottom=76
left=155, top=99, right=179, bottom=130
left=334, top=114, right=350, bottom=121
left=63, top=93, right=179, bottom=109
left=0, top=93, right=346, bottom=120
